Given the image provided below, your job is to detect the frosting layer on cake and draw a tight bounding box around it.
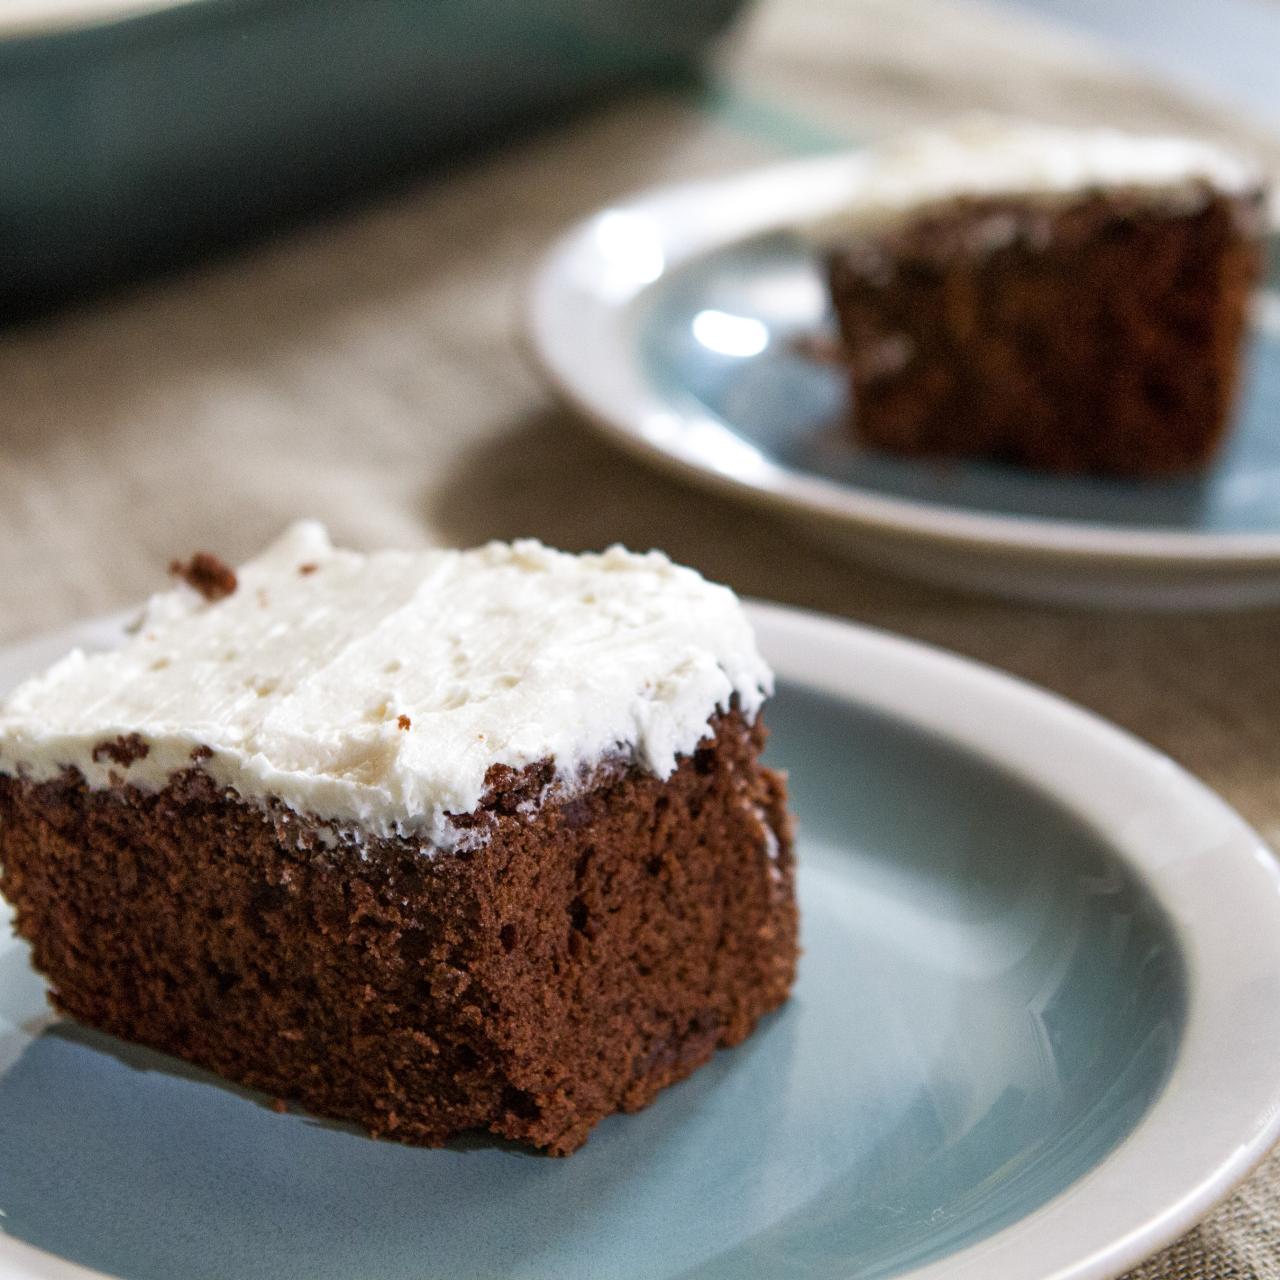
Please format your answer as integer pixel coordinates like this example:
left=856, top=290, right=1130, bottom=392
left=0, top=522, right=772, bottom=845
left=806, top=117, right=1265, bottom=240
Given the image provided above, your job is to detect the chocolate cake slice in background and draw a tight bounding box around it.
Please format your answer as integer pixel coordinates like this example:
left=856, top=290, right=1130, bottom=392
left=0, top=523, right=797, bottom=1155
left=815, top=119, right=1269, bottom=476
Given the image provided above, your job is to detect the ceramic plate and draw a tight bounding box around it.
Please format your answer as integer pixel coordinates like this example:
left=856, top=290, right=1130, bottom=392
left=527, top=154, right=1280, bottom=608
left=3, top=604, right=1280, bottom=1280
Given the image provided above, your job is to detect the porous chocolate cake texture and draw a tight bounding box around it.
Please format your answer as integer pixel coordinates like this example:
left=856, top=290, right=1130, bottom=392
left=816, top=120, right=1268, bottom=476
left=0, top=524, right=797, bottom=1155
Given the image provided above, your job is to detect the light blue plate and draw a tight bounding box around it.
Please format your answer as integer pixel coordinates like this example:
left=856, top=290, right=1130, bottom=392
left=530, top=162, right=1280, bottom=606
left=0, top=685, right=1181, bottom=1280
left=0, top=615, right=1204, bottom=1280
left=642, top=231, right=1280, bottom=533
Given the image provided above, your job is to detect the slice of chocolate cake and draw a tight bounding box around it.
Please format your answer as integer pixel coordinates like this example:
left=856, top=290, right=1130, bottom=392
left=814, top=119, right=1268, bottom=476
left=0, top=523, right=796, bottom=1155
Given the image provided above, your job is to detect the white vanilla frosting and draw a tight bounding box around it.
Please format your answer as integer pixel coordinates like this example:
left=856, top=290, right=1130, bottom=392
left=806, top=117, right=1264, bottom=240
left=0, top=522, right=772, bottom=848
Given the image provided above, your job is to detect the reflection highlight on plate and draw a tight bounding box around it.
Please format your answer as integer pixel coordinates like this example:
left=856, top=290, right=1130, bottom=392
left=640, top=406, right=775, bottom=482
left=691, top=309, right=770, bottom=358
left=586, top=210, right=667, bottom=299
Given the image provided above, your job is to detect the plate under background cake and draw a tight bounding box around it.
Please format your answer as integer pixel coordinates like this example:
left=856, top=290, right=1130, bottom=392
left=815, top=119, right=1269, bottom=477
left=0, top=522, right=797, bottom=1155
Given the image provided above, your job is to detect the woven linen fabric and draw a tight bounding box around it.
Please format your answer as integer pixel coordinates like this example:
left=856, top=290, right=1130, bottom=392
left=1, top=0, right=1279, bottom=1273
left=1125, top=1148, right=1280, bottom=1278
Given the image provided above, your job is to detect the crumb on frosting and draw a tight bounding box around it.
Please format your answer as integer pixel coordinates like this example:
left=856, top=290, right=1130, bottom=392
left=169, top=552, right=238, bottom=603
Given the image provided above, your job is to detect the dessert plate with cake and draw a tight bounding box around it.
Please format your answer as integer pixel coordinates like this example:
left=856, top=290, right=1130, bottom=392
left=528, top=119, right=1280, bottom=608
left=2, top=527, right=1280, bottom=1279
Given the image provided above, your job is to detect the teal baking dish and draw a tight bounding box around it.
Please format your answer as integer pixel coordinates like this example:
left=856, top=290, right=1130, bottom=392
left=0, top=0, right=747, bottom=315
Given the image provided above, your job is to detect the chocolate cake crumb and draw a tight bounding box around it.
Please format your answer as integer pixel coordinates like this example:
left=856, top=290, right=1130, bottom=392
left=397, top=715, right=412, bottom=731
left=298, top=563, right=318, bottom=576
left=169, top=552, right=238, bottom=602
left=91, top=734, right=151, bottom=767
left=789, top=332, right=846, bottom=365
left=0, top=710, right=796, bottom=1155
left=190, top=745, right=214, bottom=762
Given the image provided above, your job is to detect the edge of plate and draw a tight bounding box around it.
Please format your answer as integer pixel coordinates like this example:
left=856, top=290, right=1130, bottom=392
left=746, top=600, right=1280, bottom=1280
left=525, top=152, right=1280, bottom=572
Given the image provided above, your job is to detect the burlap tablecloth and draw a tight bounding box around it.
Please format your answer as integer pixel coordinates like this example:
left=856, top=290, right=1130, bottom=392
left=3, top=0, right=1279, bottom=1272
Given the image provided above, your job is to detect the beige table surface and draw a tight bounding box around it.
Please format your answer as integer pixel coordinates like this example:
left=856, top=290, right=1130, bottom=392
left=3, top=0, right=1280, bottom=1273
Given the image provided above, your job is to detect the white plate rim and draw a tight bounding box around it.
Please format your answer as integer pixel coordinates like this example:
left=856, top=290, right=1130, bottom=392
left=526, top=151, right=1280, bottom=571
left=2, top=603, right=1280, bottom=1280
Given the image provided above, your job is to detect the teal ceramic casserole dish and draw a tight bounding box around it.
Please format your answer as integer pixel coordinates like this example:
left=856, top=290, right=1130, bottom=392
left=0, top=0, right=747, bottom=315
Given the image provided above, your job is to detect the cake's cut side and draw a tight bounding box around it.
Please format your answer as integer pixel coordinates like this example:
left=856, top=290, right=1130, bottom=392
left=0, top=524, right=797, bottom=1156
left=827, top=189, right=1263, bottom=475
left=811, top=119, right=1268, bottom=477
left=0, top=709, right=793, bottom=1155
